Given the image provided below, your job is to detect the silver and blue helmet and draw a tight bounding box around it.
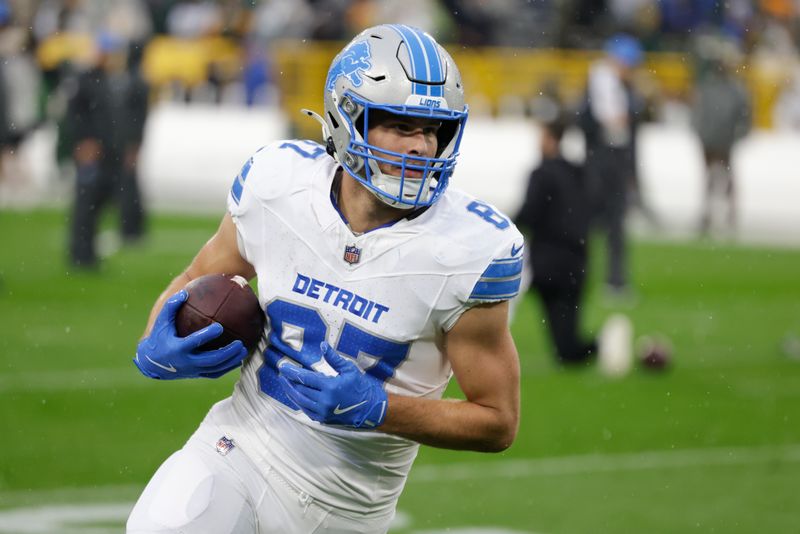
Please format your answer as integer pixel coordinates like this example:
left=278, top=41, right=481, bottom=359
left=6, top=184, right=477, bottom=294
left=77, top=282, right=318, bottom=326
left=318, top=24, right=468, bottom=208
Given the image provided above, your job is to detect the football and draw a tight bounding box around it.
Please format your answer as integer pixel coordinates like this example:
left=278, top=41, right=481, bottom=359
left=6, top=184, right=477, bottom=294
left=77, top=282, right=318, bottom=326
left=637, top=335, right=672, bottom=371
left=175, top=273, right=265, bottom=352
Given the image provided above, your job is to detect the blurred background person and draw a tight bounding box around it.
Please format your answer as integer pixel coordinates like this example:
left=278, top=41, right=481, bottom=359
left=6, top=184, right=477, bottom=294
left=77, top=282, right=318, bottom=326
left=165, top=0, right=222, bottom=39
left=242, top=0, right=313, bottom=107
left=0, top=2, right=13, bottom=176
left=515, top=118, right=597, bottom=366
left=578, top=33, right=645, bottom=298
left=772, top=64, right=800, bottom=131
left=690, top=34, right=751, bottom=236
left=164, top=0, right=225, bottom=102
left=66, top=31, right=149, bottom=269
left=33, top=0, right=101, bottom=177
left=0, top=0, right=39, bottom=201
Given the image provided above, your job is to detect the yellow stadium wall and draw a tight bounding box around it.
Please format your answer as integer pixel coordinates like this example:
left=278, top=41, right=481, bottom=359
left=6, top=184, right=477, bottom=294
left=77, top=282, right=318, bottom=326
left=271, top=40, right=780, bottom=139
left=38, top=34, right=784, bottom=136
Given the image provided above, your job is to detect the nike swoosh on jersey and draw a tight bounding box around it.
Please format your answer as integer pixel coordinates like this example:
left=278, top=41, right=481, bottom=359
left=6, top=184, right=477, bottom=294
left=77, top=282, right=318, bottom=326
left=511, top=242, right=523, bottom=257
left=333, top=400, right=368, bottom=415
left=146, top=355, right=177, bottom=373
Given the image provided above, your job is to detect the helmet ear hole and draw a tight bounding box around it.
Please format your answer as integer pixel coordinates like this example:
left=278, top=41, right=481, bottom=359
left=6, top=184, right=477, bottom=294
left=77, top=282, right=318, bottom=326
left=327, top=112, right=339, bottom=130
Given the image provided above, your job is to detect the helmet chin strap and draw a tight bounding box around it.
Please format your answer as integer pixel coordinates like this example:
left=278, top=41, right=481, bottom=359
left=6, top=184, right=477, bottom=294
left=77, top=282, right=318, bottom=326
left=301, top=109, right=337, bottom=159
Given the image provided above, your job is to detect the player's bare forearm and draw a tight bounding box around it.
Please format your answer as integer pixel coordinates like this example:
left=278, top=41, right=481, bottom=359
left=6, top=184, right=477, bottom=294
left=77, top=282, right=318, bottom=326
left=141, top=213, right=255, bottom=338
left=381, top=393, right=518, bottom=452
left=141, top=272, right=193, bottom=338
left=381, top=302, right=520, bottom=452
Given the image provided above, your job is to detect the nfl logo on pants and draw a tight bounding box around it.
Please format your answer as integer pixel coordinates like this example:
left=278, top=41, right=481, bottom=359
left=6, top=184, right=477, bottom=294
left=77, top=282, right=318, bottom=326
left=343, top=244, right=361, bottom=265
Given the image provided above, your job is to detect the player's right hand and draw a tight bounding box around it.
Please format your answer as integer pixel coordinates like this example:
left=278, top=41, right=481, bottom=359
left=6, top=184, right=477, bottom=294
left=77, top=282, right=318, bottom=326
left=133, top=290, right=248, bottom=380
left=278, top=342, right=388, bottom=429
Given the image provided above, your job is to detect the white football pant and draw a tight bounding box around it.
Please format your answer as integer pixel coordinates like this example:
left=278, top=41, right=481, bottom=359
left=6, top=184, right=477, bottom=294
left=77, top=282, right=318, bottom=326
left=126, top=422, right=394, bottom=533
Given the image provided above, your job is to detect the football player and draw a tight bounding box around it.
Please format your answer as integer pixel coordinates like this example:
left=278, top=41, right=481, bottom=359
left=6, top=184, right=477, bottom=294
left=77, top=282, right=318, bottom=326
left=128, top=24, right=524, bottom=533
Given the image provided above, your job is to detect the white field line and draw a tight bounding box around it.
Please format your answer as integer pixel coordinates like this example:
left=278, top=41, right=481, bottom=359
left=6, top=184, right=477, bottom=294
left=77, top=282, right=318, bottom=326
left=1, top=352, right=789, bottom=394
left=408, top=443, right=800, bottom=483
left=0, top=505, right=527, bottom=534
left=0, top=368, right=148, bottom=393
left=1, top=443, right=797, bottom=505
left=0, top=368, right=233, bottom=393
left=0, top=503, right=132, bottom=533
left=0, top=484, right=142, bottom=508
left=0, top=445, right=797, bottom=532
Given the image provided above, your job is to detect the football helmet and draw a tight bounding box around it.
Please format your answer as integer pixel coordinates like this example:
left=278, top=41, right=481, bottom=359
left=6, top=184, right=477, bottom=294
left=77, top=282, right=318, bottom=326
left=311, top=24, right=468, bottom=208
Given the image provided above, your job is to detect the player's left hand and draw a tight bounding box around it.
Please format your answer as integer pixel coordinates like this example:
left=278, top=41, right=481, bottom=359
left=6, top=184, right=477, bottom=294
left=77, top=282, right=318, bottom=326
left=133, top=290, right=248, bottom=380
left=278, top=342, right=388, bottom=429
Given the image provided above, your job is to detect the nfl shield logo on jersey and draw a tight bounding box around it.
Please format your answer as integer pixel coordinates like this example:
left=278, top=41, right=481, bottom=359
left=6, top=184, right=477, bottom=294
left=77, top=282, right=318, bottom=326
left=215, top=436, right=235, bottom=456
left=343, top=244, right=361, bottom=265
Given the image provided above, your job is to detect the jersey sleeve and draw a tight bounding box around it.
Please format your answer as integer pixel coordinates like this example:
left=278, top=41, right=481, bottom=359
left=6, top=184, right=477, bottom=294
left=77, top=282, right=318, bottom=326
left=437, top=199, right=525, bottom=332
left=227, top=146, right=265, bottom=264
left=226, top=140, right=322, bottom=263
left=466, top=243, right=525, bottom=303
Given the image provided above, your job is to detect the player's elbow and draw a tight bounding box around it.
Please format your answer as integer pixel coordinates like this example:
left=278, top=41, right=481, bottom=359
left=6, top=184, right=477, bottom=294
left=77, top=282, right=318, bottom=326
left=482, top=412, right=519, bottom=453
left=495, top=423, right=519, bottom=453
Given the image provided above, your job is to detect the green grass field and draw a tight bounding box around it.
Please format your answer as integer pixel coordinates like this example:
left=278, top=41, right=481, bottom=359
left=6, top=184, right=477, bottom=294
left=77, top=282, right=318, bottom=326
left=1, top=208, right=799, bottom=533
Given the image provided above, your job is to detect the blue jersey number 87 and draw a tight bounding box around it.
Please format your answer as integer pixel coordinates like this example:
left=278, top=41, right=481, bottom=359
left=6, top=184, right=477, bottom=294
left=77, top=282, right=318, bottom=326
left=258, top=299, right=410, bottom=408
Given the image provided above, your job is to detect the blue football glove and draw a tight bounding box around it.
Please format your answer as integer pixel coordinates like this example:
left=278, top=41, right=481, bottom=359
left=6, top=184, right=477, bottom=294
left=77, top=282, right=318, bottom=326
left=134, top=290, right=248, bottom=380
left=278, top=341, right=388, bottom=429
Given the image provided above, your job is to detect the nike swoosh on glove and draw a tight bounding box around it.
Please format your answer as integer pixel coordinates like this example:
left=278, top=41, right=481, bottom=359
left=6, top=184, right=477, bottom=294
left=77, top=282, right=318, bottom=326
left=134, top=290, right=248, bottom=379
left=278, top=341, right=388, bottom=428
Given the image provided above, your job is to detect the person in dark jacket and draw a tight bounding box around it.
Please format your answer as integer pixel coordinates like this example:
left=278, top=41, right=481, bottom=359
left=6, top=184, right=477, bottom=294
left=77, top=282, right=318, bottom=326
left=691, top=41, right=751, bottom=235
left=67, top=32, right=149, bottom=268
left=579, top=33, right=645, bottom=295
left=515, top=118, right=596, bottom=365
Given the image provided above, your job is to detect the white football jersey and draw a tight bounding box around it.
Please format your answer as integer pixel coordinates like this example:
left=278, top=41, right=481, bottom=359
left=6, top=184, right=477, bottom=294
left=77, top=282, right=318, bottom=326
left=212, top=139, right=524, bottom=516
